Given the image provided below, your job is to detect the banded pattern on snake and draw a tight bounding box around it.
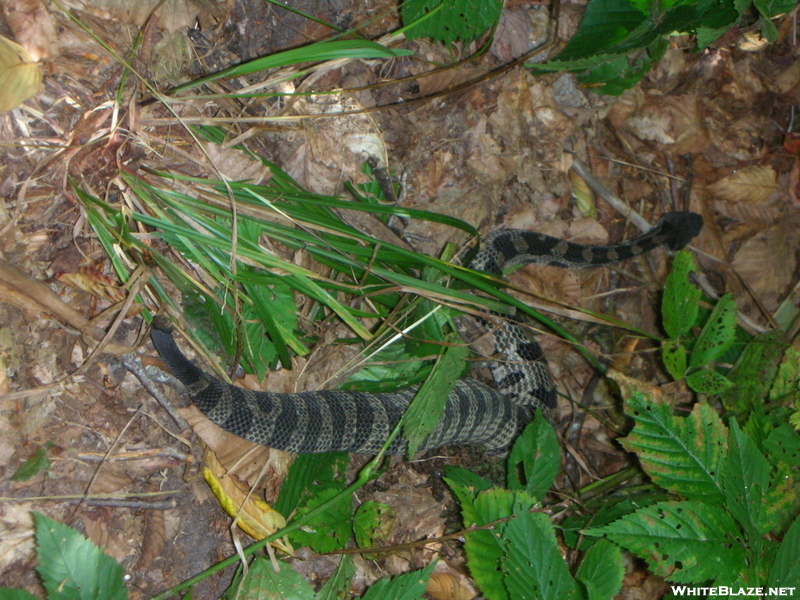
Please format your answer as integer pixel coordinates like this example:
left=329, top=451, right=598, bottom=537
left=151, top=211, right=703, bottom=454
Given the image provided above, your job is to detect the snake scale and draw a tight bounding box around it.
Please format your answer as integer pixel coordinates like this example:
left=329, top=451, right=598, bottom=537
left=151, top=211, right=703, bottom=454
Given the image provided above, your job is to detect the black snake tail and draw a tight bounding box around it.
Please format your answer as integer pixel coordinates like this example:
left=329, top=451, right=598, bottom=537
left=151, top=211, right=703, bottom=454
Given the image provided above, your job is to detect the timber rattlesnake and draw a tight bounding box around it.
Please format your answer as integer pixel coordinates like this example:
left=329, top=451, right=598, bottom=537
left=151, top=211, right=703, bottom=454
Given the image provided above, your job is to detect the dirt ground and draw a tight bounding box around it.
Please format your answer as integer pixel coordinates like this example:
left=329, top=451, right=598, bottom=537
left=1, top=1, right=799, bottom=599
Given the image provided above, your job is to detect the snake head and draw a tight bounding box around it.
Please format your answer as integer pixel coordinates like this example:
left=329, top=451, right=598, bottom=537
left=658, top=211, right=704, bottom=251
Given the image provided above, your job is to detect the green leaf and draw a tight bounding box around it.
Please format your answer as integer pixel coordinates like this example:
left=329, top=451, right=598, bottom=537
left=501, top=504, right=577, bottom=600
left=722, top=420, right=772, bottom=537
left=574, top=539, right=624, bottom=600
left=588, top=501, right=746, bottom=583
left=236, top=557, right=316, bottom=600
left=317, top=555, right=355, bottom=600
left=402, top=335, right=468, bottom=456
left=686, top=369, right=733, bottom=394
left=561, top=492, right=671, bottom=550
left=764, top=424, right=800, bottom=468
left=661, top=339, right=687, bottom=380
left=288, top=488, right=353, bottom=553
left=621, top=394, right=727, bottom=503
left=770, top=346, right=800, bottom=404
left=767, top=513, right=800, bottom=590
left=9, top=441, right=53, bottom=481
left=361, top=559, right=437, bottom=600
left=354, top=501, right=395, bottom=549
left=720, top=331, right=787, bottom=414
left=443, top=466, right=492, bottom=496
left=0, top=589, right=41, bottom=600
left=274, top=452, right=349, bottom=517
left=172, top=40, right=414, bottom=94
left=507, top=412, right=560, bottom=500
left=689, top=293, right=737, bottom=369
left=34, top=512, right=127, bottom=600
left=662, top=250, right=701, bottom=339
left=444, top=483, right=516, bottom=600
left=402, top=0, right=503, bottom=45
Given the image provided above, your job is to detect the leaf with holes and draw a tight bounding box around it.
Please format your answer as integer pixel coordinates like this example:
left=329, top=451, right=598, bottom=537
left=507, top=411, right=560, bottom=500
left=662, top=250, right=701, bottom=339
left=401, top=0, right=503, bottom=45
left=689, top=294, right=737, bottom=369
left=621, top=393, right=727, bottom=503
left=662, top=339, right=687, bottom=380
left=686, top=369, right=733, bottom=395
left=587, top=501, right=746, bottom=584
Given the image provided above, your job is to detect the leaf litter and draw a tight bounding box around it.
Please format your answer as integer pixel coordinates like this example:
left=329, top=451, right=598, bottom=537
left=0, top=1, right=798, bottom=599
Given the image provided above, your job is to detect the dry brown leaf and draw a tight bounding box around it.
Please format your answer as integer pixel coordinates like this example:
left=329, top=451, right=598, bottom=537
left=1, top=0, right=57, bottom=61
left=0, top=34, right=41, bottom=113
left=203, top=143, right=271, bottom=184
left=57, top=267, right=127, bottom=304
left=295, top=92, right=387, bottom=195
left=426, top=571, right=476, bottom=600
left=708, top=165, right=778, bottom=204
left=730, top=223, right=796, bottom=311
left=62, top=0, right=200, bottom=33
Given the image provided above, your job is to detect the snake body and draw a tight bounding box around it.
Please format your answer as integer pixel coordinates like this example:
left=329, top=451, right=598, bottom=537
left=151, top=211, right=703, bottom=454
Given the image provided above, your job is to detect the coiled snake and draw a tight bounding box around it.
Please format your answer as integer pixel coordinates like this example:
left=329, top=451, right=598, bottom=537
left=151, top=211, right=703, bottom=454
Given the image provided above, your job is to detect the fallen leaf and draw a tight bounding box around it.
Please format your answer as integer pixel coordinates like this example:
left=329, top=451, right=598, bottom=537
left=0, top=34, right=41, bottom=113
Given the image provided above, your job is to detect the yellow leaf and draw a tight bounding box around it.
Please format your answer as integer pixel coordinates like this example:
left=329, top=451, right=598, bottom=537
left=569, top=168, right=596, bottom=218
left=0, top=35, right=42, bottom=114
left=203, top=452, right=293, bottom=553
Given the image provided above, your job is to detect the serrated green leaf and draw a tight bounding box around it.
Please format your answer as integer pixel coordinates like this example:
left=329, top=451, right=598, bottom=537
left=587, top=501, right=746, bottom=583
left=575, top=539, right=624, bottom=600
left=689, top=294, right=737, bottom=369
left=317, top=555, right=355, bottom=600
left=507, top=412, right=560, bottom=499
left=9, top=441, right=53, bottom=481
left=562, top=492, right=671, bottom=550
left=622, top=394, right=726, bottom=503
left=0, top=588, right=40, bottom=600
left=401, top=0, right=502, bottom=45
left=767, top=513, right=800, bottom=590
left=686, top=369, right=733, bottom=394
left=444, top=483, right=516, bottom=600
left=237, top=557, right=316, bottom=600
left=662, top=250, right=701, bottom=339
left=443, top=466, right=492, bottom=496
left=34, top=512, right=127, bottom=600
left=354, top=501, right=395, bottom=549
left=662, top=339, right=688, bottom=380
left=361, top=559, right=437, bottom=600
left=402, top=335, right=467, bottom=456
left=723, top=420, right=772, bottom=537
left=764, top=424, right=800, bottom=468
left=288, top=488, right=353, bottom=553
left=501, top=506, right=577, bottom=600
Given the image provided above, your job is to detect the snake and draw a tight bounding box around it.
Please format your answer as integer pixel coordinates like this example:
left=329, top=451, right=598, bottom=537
left=151, top=211, right=703, bottom=454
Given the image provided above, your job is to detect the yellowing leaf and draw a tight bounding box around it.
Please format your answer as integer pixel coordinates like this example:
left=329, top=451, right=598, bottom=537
left=0, top=35, right=41, bottom=113
left=203, top=452, right=293, bottom=553
left=708, top=165, right=777, bottom=204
